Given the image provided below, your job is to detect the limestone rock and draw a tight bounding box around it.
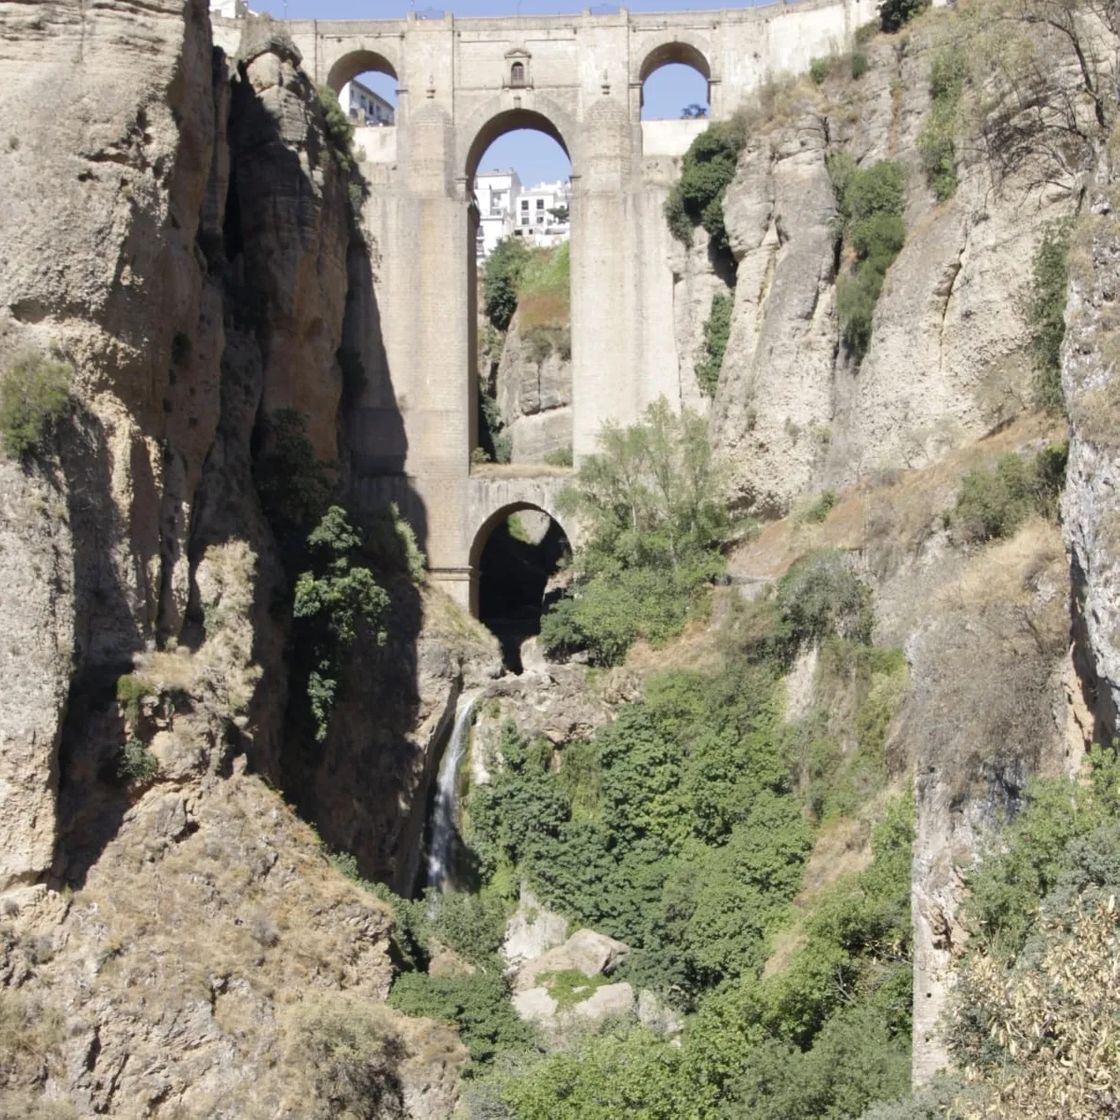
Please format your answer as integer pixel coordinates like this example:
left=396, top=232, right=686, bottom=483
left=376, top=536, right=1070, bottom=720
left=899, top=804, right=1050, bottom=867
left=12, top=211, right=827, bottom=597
left=501, top=884, right=570, bottom=969
left=514, top=928, right=630, bottom=992
left=572, top=981, right=636, bottom=1024
left=1062, top=141, right=1120, bottom=734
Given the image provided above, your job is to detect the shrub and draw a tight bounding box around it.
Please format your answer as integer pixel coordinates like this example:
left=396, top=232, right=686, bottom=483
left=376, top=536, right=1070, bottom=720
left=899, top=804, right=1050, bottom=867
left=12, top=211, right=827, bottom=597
left=829, top=157, right=907, bottom=360
left=287, top=994, right=406, bottom=1118
left=367, top=501, right=426, bottom=584
left=664, top=118, right=747, bottom=253
left=317, top=85, right=356, bottom=172
left=961, top=745, right=1120, bottom=957
left=544, top=446, right=573, bottom=468
left=387, top=971, right=534, bottom=1068
left=797, top=490, right=837, bottom=524
left=949, top=444, right=1066, bottom=544
left=810, top=56, right=834, bottom=85
left=115, top=673, right=153, bottom=726
left=1026, top=219, right=1072, bottom=412
left=293, top=506, right=390, bottom=740
left=253, top=408, right=332, bottom=544
left=0, top=353, right=72, bottom=459
left=878, top=0, right=929, bottom=33
left=116, top=738, right=160, bottom=786
left=773, top=549, right=874, bottom=656
left=918, top=47, right=965, bottom=201
left=696, top=290, right=733, bottom=396
left=850, top=50, right=869, bottom=79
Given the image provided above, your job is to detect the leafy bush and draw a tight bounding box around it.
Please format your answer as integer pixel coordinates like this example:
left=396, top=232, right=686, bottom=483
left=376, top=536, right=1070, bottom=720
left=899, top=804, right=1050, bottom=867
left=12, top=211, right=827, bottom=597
left=918, top=47, right=965, bottom=201
left=810, top=56, right=834, bottom=85
left=665, top=118, right=747, bottom=253
left=115, top=673, right=153, bottom=726
left=695, top=290, right=733, bottom=396
left=797, top=490, right=837, bottom=524
left=287, top=994, right=406, bottom=1118
left=0, top=352, right=72, bottom=459
left=366, top=501, right=426, bottom=584
left=293, top=507, right=390, bottom=740
left=961, top=745, right=1120, bottom=958
left=773, top=549, right=874, bottom=657
left=253, top=408, right=332, bottom=544
left=387, top=971, right=534, bottom=1068
left=116, top=738, right=160, bottom=786
left=317, top=85, right=356, bottom=172
left=949, top=444, right=1067, bottom=544
left=543, top=446, right=573, bottom=468
left=1026, top=219, right=1072, bottom=412
left=878, top=0, right=929, bottom=33
left=829, top=157, right=907, bottom=360
left=540, top=399, right=730, bottom=664
left=482, top=237, right=530, bottom=330
left=850, top=49, right=869, bottom=79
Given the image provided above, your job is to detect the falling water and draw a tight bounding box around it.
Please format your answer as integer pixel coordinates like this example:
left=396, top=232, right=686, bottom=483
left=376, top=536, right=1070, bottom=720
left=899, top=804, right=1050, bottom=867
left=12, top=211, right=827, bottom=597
left=425, top=692, right=480, bottom=891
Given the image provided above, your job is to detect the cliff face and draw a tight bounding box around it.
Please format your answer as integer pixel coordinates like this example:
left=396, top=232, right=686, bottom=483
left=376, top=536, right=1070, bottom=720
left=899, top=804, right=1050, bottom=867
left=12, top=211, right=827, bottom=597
left=1063, top=133, right=1120, bottom=736
left=0, top=3, right=465, bottom=1114
left=493, top=310, right=573, bottom=463
left=709, top=30, right=1067, bottom=515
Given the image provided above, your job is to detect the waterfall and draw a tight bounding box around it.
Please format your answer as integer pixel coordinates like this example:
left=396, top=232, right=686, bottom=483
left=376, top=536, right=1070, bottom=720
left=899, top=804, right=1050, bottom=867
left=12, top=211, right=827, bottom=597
left=425, top=692, right=480, bottom=891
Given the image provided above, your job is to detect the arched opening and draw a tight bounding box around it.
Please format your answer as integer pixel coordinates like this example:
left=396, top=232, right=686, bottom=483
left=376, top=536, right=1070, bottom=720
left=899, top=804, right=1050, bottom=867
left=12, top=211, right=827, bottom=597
left=472, top=506, right=571, bottom=674
left=639, top=42, right=711, bottom=120
left=466, top=111, right=575, bottom=470
left=327, top=53, right=398, bottom=160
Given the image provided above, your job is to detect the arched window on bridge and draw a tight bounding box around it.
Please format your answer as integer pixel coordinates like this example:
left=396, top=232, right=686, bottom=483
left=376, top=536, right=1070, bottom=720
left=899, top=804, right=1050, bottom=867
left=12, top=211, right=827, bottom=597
left=639, top=42, right=711, bottom=121
left=326, top=51, right=399, bottom=143
left=473, top=508, right=571, bottom=673
left=510, top=61, right=526, bottom=88
left=466, top=110, right=575, bottom=473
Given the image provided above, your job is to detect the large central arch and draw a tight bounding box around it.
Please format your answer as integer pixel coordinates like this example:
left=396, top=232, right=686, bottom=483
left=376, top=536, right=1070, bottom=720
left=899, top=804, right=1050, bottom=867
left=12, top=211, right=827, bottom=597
left=464, top=107, right=572, bottom=187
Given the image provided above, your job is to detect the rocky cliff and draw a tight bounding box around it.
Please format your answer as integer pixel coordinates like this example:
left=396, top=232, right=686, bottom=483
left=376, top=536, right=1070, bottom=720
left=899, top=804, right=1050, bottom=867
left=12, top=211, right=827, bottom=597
left=0, top=3, right=469, bottom=1114
left=707, top=27, right=1069, bottom=516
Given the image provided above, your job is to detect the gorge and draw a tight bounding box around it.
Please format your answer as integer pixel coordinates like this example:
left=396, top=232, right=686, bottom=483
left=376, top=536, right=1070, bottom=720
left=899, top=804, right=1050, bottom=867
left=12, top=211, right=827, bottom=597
left=0, top=0, right=1119, bottom=1116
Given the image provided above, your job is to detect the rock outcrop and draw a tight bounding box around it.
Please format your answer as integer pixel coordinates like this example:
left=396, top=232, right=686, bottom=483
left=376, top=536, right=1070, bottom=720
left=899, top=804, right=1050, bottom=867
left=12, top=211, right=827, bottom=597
left=0, top=3, right=469, bottom=1114
left=492, top=309, right=573, bottom=463
left=709, top=32, right=1070, bottom=514
left=1063, top=135, right=1120, bottom=737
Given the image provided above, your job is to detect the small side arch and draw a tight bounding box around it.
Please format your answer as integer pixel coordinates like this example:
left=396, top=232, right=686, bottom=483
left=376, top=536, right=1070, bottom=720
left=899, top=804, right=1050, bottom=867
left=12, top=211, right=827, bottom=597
left=325, top=48, right=399, bottom=95
left=469, top=500, right=569, bottom=573
left=637, top=39, right=712, bottom=86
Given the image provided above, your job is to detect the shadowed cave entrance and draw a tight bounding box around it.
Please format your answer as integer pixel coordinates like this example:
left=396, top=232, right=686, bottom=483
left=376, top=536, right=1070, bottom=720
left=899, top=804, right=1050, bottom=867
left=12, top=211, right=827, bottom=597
left=476, top=509, right=571, bottom=673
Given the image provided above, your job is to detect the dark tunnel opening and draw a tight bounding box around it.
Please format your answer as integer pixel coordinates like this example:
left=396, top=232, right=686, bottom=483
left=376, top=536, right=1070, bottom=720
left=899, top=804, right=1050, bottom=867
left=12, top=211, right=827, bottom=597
left=478, top=511, right=570, bottom=673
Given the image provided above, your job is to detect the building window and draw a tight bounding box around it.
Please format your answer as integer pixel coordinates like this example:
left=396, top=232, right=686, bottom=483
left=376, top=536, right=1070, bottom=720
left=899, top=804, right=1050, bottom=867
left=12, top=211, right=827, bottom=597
left=510, top=61, right=526, bottom=87
left=520, top=200, right=529, bottom=211
left=536, top=198, right=544, bottom=209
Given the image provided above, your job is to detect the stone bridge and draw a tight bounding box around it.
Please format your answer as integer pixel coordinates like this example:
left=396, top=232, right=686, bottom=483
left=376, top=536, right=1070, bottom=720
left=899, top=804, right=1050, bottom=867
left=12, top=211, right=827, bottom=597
left=218, top=0, right=879, bottom=611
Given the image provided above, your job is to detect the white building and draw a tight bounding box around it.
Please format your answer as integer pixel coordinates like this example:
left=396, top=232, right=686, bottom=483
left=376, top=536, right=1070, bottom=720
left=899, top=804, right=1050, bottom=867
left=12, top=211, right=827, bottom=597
left=209, top=0, right=249, bottom=16
left=474, top=170, right=571, bottom=259
left=342, top=77, right=395, bottom=127
left=515, top=179, right=571, bottom=249
left=475, top=169, right=522, bottom=259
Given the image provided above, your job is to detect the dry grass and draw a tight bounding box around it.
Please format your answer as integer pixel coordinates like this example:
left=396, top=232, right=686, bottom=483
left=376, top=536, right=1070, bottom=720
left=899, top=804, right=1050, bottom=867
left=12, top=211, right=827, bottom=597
left=469, top=462, right=574, bottom=479
left=729, top=413, right=1063, bottom=585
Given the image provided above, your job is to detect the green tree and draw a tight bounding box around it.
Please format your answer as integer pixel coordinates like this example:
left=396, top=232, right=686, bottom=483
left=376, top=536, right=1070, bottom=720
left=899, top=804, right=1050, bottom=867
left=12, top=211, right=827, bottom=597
left=481, top=237, right=531, bottom=330
left=665, top=118, right=747, bottom=252
left=293, top=507, right=389, bottom=740
left=878, top=0, right=929, bottom=33
left=541, top=398, right=730, bottom=664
